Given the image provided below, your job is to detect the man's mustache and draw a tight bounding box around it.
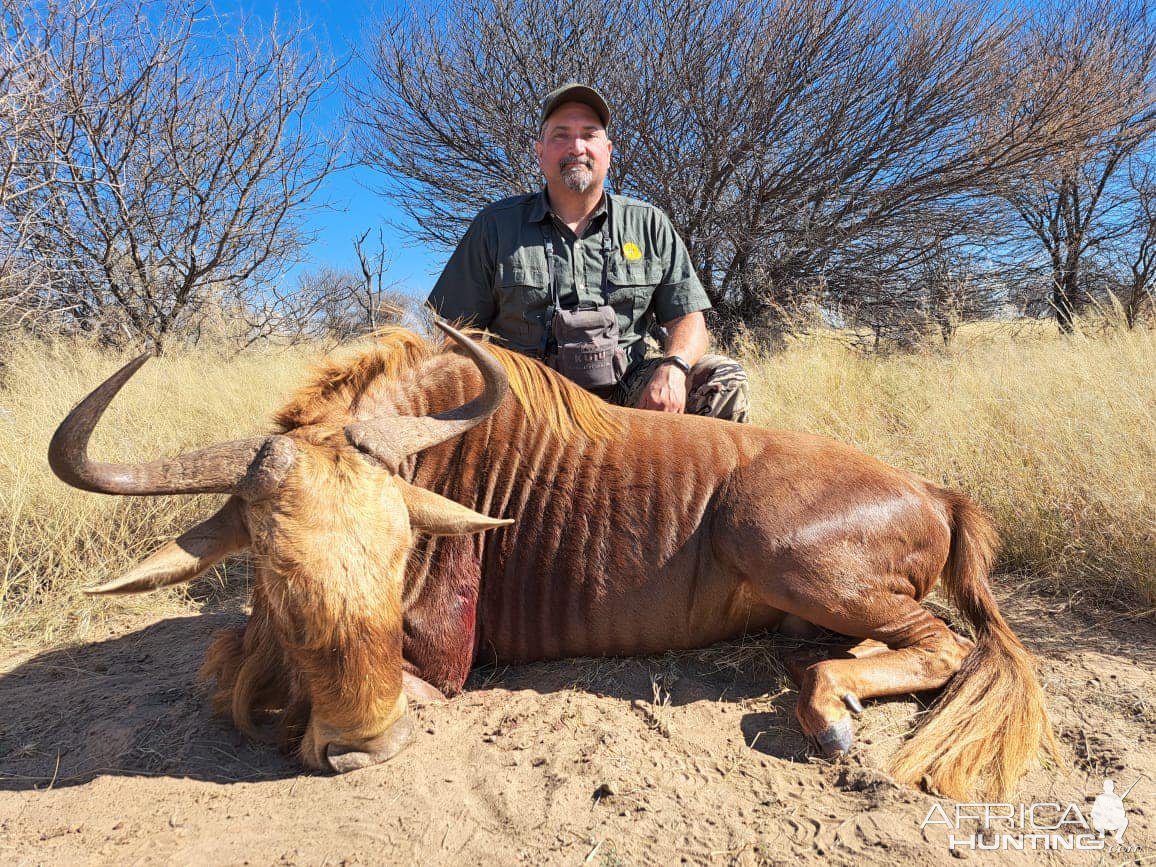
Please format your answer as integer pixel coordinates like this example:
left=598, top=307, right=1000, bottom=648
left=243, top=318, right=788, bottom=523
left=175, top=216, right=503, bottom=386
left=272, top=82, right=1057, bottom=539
left=560, top=156, right=593, bottom=171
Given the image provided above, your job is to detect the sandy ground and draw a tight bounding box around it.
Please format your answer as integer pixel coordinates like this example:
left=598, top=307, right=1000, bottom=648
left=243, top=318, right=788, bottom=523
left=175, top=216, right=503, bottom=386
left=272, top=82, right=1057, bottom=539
left=1, top=582, right=1152, bottom=866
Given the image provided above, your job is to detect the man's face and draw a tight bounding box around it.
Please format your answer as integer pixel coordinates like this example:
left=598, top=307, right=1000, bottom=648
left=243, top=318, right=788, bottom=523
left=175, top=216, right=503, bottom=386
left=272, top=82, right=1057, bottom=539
left=535, top=102, right=612, bottom=195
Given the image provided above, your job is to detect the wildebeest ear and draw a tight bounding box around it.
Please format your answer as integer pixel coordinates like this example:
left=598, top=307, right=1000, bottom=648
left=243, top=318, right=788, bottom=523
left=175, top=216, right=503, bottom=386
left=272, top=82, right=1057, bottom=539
left=394, top=478, right=514, bottom=537
left=84, top=498, right=251, bottom=595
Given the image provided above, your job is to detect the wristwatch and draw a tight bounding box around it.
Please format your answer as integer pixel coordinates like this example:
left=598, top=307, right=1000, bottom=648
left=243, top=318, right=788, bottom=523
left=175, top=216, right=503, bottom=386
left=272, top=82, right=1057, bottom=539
left=659, top=355, right=692, bottom=375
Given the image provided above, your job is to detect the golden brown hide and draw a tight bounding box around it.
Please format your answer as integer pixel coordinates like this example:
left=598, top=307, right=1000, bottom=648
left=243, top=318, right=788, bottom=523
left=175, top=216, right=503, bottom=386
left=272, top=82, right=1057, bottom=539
left=52, top=325, right=1059, bottom=799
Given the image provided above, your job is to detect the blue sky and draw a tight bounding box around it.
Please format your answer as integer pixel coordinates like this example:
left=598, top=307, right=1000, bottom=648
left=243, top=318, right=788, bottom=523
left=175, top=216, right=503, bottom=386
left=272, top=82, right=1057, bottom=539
left=223, top=0, right=450, bottom=299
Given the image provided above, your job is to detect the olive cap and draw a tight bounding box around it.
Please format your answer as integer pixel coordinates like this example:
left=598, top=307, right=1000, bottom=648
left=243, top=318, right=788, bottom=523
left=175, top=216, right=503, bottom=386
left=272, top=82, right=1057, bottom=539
left=540, top=83, right=611, bottom=129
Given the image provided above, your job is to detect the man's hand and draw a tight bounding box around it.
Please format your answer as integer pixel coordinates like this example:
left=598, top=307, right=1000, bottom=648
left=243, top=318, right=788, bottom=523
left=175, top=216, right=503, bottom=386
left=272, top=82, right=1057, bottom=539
left=637, top=363, right=688, bottom=413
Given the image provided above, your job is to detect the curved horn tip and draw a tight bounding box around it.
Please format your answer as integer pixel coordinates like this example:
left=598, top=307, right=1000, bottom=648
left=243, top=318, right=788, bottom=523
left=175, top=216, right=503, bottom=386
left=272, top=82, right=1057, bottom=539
left=106, top=350, right=156, bottom=380
left=433, top=319, right=471, bottom=342
left=48, top=352, right=155, bottom=490
left=433, top=319, right=497, bottom=347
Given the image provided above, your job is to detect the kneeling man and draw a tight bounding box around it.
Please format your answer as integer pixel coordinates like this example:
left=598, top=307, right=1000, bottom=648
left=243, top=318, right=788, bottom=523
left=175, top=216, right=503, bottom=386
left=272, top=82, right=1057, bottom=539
left=428, top=83, right=749, bottom=423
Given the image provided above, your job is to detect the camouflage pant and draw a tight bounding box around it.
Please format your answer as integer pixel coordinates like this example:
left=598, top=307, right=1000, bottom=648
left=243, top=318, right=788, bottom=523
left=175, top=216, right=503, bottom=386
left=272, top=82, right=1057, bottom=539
left=610, top=354, right=750, bottom=423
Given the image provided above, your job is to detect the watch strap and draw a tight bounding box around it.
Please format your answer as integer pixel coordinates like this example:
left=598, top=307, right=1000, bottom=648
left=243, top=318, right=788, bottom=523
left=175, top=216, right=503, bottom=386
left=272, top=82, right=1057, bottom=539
left=660, top=355, right=692, bottom=375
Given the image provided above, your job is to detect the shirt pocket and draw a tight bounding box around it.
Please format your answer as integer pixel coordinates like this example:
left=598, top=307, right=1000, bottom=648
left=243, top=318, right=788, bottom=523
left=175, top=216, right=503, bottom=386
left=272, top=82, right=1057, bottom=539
left=494, top=263, right=550, bottom=349
left=605, top=258, right=664, bottom=324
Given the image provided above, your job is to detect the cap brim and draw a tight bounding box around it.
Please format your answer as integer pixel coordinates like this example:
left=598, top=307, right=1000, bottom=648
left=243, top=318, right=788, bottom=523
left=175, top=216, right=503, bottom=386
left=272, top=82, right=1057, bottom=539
left=541, top=85, right=610, bottom=128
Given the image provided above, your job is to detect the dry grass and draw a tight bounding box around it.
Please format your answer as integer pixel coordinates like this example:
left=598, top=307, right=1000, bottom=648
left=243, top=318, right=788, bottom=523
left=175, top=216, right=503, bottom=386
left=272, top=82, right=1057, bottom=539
left=1, top=320, right=1152, bottom=647
left=745, top=320, right=1155, bottom=607
left=0, top=338, right=314, bottom=646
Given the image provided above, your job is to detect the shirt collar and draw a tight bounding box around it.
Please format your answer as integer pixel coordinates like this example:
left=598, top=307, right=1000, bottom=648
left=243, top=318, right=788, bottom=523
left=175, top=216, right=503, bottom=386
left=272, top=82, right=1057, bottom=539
left=528, top=189, right=551, bottom=223
left=531, top=188, right=611, bottom=225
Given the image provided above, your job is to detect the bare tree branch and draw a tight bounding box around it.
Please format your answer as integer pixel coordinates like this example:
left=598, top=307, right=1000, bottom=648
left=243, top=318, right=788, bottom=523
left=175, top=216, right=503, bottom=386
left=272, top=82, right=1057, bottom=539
left=349, top=0, right=1129, bottom=348
left=2, top=0, right=341, bottom=351
left=989, top=0, right=1156, bottom=331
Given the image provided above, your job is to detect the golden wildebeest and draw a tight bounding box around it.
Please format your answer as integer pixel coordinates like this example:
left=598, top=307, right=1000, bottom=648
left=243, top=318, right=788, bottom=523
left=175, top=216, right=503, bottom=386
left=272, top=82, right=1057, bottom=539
left=50, top=322, right=1059, bottom=798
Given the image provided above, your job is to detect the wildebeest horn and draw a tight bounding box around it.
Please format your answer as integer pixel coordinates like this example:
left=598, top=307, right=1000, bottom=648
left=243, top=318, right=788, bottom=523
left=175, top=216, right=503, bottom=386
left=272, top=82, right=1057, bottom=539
left=344, top=320, right=509, bottom=468
left=49, top=352, right=296, bottom=499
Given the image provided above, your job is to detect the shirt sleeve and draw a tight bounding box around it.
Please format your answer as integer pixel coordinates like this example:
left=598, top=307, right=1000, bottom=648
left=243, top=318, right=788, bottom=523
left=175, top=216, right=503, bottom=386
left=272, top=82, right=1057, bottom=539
left=652, top=213, right=711, bottom=324
left=427, top=214, right=496, bottom=328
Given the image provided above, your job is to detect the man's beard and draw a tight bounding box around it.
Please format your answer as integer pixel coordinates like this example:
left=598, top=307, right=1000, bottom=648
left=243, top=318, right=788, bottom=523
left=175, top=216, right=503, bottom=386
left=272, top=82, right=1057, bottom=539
left=560, top=157, right=594, bottom=193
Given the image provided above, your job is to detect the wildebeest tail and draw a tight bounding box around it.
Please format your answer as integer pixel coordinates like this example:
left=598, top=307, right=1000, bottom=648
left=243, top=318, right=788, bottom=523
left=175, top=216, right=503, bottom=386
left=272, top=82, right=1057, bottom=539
left=890, top=489, right=1062, bottom=799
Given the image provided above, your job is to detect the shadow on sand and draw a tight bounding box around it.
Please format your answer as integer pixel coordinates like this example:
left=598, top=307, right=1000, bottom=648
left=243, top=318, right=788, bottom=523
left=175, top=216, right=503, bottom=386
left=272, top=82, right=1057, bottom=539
left=0, top=612, right=301, bottom=791
left=1, top=608, right=832, bottom=790
left=4, top=579, right=1147, bottom=792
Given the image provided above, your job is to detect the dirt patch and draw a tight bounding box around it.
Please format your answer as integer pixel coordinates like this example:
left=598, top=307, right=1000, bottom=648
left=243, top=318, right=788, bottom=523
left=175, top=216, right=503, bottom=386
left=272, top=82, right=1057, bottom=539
left=1, top=584, right=1152, bottom=865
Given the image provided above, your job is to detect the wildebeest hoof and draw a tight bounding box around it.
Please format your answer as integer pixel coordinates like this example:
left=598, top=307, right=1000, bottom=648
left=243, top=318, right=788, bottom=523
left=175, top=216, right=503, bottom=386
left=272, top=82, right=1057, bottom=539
left=815, top=718, right=854, bottom=756
left=325, top=714, right=414, bottom=773
left=842, top=692, right=864, bottom=715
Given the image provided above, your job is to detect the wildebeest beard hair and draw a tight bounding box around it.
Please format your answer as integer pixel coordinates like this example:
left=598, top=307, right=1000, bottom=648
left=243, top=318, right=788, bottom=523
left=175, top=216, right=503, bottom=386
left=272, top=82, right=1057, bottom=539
left=198, top=326, right=622, bottom=752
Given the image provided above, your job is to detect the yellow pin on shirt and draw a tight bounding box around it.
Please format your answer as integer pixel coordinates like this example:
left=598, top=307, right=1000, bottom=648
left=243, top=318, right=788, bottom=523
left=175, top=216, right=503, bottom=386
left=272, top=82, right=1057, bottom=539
left=622, top=242, right=642, bottom=261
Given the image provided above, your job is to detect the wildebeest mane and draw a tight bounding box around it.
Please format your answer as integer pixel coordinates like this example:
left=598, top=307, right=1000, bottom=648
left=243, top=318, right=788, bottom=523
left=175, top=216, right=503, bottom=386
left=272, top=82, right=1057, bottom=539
left=272, top=326, right=621, bottom=442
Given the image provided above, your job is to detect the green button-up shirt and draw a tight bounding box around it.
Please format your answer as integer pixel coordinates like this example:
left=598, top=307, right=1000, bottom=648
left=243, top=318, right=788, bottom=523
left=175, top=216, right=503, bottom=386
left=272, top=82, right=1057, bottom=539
left=427, top=190, right=710, bottom=370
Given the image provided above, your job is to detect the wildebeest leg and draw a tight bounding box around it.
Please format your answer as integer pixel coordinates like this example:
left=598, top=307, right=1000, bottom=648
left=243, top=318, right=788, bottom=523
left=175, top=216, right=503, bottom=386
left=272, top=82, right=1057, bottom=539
left=402, top=669, right=448, bottom=705
left=791, top=603, right=974, bottom=756
left=779, top=613, right=823, bottom=640
left=841, top=638, right=890, bottom=658
left=784, top=637, right=889, bottom=685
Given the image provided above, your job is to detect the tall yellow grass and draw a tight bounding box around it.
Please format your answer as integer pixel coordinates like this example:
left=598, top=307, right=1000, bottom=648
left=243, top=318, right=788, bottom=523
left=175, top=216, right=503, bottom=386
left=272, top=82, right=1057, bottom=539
left=1, top=339, right=314, bottom=645
left=1, top=323, right=1152, bottom=646
left=746, top=322, right=1155, bottom=608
